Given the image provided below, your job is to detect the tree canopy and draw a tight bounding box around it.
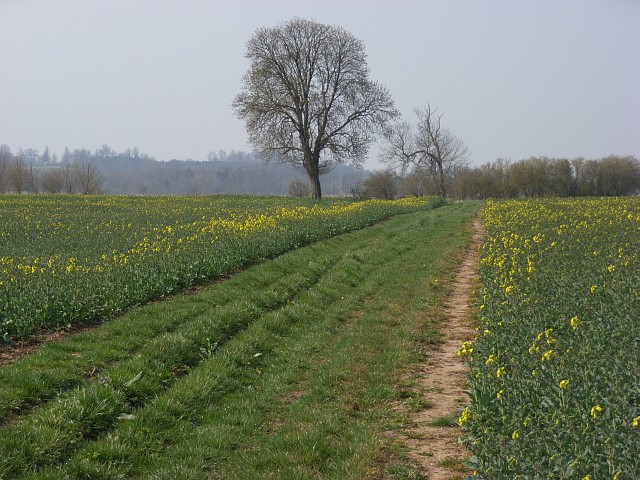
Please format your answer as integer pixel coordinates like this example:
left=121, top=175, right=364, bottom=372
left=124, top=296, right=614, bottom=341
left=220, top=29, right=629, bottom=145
left=234, top=18, right=397, bottom=199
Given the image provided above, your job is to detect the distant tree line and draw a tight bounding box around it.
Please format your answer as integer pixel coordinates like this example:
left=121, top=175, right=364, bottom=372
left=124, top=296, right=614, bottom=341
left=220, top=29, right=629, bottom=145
left=2, top=144, right=636, bottom=199
left=0, top=144, right=116, bottom=194
left=0, top=144, right=368, bottom=196
left=357, top=155, right=639, bottom=200
left=453, top=155, right=640, bottom=199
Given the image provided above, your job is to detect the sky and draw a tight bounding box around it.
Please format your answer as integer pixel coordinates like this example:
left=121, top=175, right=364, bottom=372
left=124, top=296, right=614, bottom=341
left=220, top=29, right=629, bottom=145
left=1, top=0, right=639, bottom=169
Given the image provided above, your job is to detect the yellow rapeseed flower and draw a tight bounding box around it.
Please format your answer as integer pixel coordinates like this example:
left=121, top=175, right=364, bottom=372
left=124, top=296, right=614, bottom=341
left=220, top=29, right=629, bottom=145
left=559, top=379, right=569, bottom=389
left=632, top=415, right=640, bottom=428
left=570, top=316, right=580, bottom=330
left=458, top=407, right=471, bottom=427
left=541, top=349, right=555, bottom=362
left=527, top=262, right=535, bottom=273
left=457, top=341, right=473, bottom=358
left=590, top=405, right=603, bottom=418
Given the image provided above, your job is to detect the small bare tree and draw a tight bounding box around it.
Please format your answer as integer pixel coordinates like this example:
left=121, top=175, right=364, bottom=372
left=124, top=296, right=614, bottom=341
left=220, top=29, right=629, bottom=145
left=234, top=18, right=397, bottom=199
left=400, top=166, right=437, bottom=197
left=62, top=163, right=77, bottom=193
left=73, top=160, right=104, bottom=194
left=41, top=167, right=65, bottom=194
left=362, top=170, right=397, bottom=199
left=27, top=164, right=40, bottom=193
left=0, top=144, right=12, bottom=193
left=381, top=105, right=469, bottom=197
left=288, top=179, right=311, bottom=197
left=9, top=155, right=29, bottom=194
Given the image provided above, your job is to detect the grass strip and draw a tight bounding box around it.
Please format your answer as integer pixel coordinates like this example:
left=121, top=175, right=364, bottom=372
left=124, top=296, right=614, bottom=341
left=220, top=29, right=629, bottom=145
left=0, top=251, right=341, bottom=475
left=0, top=245, right=339, bottom=420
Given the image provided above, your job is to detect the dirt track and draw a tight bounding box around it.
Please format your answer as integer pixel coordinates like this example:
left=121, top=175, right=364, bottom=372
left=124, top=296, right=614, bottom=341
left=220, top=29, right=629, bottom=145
left=403, top=216, right=483, bottom=479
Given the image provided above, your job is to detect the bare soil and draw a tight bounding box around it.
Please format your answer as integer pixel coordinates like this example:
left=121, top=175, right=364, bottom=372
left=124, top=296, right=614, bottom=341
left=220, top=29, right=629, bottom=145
left=402, top=217, right=483, bottom=479
left=0, top=323, right=98, bottom=366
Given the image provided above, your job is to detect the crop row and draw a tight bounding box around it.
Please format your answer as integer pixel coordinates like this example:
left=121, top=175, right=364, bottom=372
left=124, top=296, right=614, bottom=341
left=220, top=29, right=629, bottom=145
left=461, top=197, right=640, bottom=479
left=0, top=194, right=443, bottom=339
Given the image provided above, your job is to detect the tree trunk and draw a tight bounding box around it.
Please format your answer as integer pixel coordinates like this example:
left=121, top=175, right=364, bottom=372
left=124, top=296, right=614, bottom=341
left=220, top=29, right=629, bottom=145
left=437, top=161, right=446, bottom=198
left=308, top=172, right=322, bottom=199
left=304, top=150, right=323, bottom=200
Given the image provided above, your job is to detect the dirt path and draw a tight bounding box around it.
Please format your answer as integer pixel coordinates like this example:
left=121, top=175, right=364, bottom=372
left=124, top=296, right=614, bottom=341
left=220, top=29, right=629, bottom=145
left=403, top=216, right=483, bottom=479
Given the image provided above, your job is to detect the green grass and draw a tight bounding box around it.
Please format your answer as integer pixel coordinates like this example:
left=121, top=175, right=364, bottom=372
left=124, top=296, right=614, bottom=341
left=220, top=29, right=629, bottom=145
left=428, top=413, right=459, bottom=427
left=0, top=201, right=479, bottom=479
left=438, top=456, right=468, bottom=471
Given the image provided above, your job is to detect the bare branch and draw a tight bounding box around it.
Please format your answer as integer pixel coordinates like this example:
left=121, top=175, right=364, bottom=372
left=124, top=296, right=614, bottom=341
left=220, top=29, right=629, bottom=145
left=380, top=104, right=470, bottom=197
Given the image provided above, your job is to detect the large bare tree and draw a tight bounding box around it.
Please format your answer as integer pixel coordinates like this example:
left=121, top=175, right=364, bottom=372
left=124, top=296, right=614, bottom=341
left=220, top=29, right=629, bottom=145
left=381, top=105, right=469, bottom=197
left=233, top=18, right=397, bottom=199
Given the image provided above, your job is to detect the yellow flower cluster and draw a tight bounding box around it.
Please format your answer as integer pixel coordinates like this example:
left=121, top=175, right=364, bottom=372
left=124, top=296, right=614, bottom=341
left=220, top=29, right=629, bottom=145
left=458, top=406, right=472, bottom=427
left=1, top=196, right=436, bottom=284
left=457, top=341, right=473, bottom=358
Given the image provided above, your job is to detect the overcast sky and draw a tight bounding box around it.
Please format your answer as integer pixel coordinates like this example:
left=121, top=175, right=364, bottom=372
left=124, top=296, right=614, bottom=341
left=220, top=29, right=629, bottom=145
left=1, top=0, right=639, bottom=169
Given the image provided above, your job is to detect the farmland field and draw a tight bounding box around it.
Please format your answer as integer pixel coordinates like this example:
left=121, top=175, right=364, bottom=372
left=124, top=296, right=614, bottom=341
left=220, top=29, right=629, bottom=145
left=461, top=197, right=640, bottom=479
left=0, top=194, right=442, bottom=340
left=6, top=194, right=636, bottom=479
left=0, top=200, right=479, bottom=478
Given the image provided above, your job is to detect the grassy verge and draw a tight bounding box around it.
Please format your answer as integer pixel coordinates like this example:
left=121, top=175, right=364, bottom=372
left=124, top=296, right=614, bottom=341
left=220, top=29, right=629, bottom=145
left=0, top=202, right=479, bottom=479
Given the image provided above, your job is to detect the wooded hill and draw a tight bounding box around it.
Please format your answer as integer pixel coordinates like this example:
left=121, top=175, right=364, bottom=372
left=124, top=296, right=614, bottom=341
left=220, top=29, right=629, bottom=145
left=0, top=146, right=369, bottom=196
